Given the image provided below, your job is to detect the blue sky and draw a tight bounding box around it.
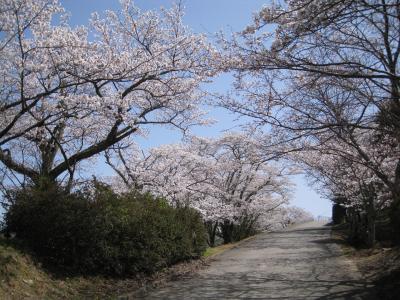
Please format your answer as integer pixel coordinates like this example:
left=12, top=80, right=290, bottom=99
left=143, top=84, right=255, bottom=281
left=57, top=0, right=332, bottom=217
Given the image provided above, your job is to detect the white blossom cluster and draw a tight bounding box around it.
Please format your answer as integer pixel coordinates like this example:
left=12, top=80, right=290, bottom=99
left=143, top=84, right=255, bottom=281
left=0, top=0, right=216, bottom=183
left=108, top=132, right=303, bottom=229
left=216, top=0, right=400, bottom=222
left=294, top=130, right=399, bottom=213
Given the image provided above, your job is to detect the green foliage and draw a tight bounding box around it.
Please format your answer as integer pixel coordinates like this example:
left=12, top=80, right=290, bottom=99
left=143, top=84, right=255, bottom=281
left=4, top=182, right=207, bottom=276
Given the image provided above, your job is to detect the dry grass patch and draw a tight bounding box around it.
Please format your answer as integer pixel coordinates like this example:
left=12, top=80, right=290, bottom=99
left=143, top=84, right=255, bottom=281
left=331, top=224, right=400, bottom=300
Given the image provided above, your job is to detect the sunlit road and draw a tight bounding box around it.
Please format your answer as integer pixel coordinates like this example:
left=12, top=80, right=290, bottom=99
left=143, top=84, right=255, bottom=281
left=138, top=222, right=375, bottom=299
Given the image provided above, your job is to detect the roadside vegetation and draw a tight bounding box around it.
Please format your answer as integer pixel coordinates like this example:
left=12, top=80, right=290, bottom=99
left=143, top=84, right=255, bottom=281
left=0, top=235, right=206, bottom=299
left=5, top=182, right=207, bottom=276
left=0, top=217, right=260, bottom=299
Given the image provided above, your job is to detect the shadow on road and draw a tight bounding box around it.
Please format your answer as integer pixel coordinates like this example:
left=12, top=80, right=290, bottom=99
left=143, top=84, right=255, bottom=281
left=134, top=223, right=376, bottom=300
left=135, top=273, right=375, bottom=299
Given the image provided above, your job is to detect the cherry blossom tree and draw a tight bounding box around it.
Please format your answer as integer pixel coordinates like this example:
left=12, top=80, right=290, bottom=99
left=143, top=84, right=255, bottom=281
left=265, top=206, right=314, bottom=230
left=292, top=128, right=398, bottom=245
left=108, top=132, right=294, bottom=245
left=217, top=0, right=400, bottom=240
left=0, top=0, right=214, bottom=188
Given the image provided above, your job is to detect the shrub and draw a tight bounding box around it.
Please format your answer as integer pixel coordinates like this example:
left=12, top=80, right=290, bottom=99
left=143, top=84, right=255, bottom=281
left=5, top=182, right=207, bottom=276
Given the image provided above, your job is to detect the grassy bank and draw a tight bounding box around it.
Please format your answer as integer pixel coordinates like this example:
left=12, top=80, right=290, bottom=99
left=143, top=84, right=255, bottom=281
left=0, top=236, right=160, bottom=299
left=0, top=232, right=258, bottom=299
left=204, top=235, right=257, bottom=258
left=0, top=237, right=74, bottom=299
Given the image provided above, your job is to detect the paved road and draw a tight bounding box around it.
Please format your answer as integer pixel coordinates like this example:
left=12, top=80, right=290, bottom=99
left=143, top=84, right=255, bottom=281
left=140, top=222, right=375, bottom=299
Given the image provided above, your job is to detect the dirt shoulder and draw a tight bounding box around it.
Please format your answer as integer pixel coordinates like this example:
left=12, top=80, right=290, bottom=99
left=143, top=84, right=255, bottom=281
left=332, top=225, right=400, bottom=300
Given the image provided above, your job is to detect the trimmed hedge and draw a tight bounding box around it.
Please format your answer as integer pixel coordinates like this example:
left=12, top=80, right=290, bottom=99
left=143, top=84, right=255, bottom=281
left=5, top=183, right=207, bottom=276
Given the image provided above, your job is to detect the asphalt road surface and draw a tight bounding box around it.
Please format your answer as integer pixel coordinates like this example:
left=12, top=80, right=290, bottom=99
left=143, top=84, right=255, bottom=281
left=140, top=222, right=375, bottom=299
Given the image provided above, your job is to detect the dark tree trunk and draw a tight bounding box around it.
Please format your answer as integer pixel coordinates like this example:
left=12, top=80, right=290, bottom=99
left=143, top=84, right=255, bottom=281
left=365, top=198, right=376, bottom=247
left=220, top=220, right=234, bottom=244
left=332, top=204, right=346, bottom=225
left=389, top=159, right=400, bottom=240
left=206, top=221, right=218, bottom=247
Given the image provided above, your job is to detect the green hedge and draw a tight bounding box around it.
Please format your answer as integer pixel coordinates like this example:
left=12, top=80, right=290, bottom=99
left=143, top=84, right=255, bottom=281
left=5, top=183, right=207, bottom=276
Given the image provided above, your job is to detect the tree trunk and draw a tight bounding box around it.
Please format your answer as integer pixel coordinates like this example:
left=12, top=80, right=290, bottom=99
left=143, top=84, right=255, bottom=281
left=206, top=221, right=218, bottom=247
left=332, top=203, right=346, bottom=225
left=220, top=220, right=234, bottom=244
left=365, top=198, right=376, bottom=247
